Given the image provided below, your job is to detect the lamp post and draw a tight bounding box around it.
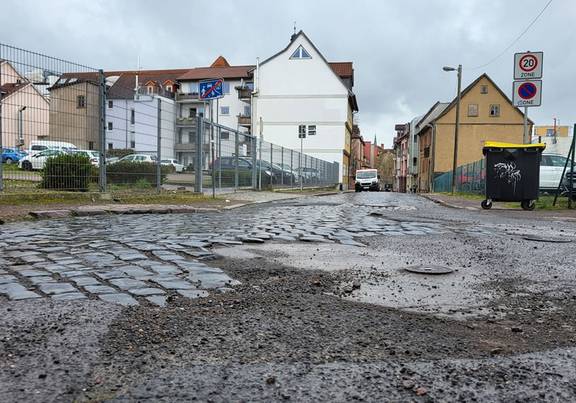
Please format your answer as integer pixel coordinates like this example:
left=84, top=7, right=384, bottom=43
left=443, top=64, right=462, bottom=194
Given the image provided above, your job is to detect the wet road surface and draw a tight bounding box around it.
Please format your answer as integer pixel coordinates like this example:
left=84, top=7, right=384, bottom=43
left=1, top=191, right=576, bottom=401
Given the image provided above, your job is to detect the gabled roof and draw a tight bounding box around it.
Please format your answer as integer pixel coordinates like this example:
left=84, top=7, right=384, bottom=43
left=0, top=82, right=28, bottom=97
left=415, top=101, right=450, bottom=135
left=434, top=73, right=533, bottom=124
left=257, top=30, right=358, bottom=111
left=177, top=65, right=253, bottom=81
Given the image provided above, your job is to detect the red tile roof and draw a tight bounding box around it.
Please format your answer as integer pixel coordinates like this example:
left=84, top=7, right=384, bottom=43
left=328, top=62, right=353, bottom=78
left=0, top=82, right=28, bottom=97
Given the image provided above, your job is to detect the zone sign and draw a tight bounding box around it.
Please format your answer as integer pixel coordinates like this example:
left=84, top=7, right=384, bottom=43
left=514, top=51, right=543, bottom=80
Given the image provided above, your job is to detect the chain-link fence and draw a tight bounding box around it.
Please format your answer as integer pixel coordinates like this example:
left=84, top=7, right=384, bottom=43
left=0, top=43, right=339, bottom=195
left=432, top=159, right=486, bottom=194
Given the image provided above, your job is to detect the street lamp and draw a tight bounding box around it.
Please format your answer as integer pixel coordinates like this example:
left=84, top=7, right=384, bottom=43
left=443, top=65, right=462, bottom=194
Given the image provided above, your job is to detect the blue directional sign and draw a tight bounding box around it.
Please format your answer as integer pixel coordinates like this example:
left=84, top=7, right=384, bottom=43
left=199, top=78, right=224, bottom=100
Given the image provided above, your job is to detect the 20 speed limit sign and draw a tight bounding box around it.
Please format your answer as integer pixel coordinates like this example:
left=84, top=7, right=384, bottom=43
left=514, top=52, right=543, bottom=79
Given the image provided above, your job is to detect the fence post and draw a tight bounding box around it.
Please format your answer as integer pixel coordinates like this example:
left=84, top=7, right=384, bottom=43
left=218, top=126, right=221, bottom=190
left=98, top=69, right=107, bottom=193
left=234, top=130, right=239, bottom=191
left=156, top=97, right=162, bottom=194
left=290, top=149, right=294, bottom=188
left=194, top=116, right=203, bottom=193
left=270, top=142, right=274, bottom=188
left=281, top=146, right=284, bottom=187
left=258, top=137, right=262, bottom=190
left=251, top=136, right=257, bottom=190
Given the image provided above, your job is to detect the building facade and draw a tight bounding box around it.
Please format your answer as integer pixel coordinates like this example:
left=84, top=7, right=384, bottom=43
left=1, top=60, right=49, bottom=149
left=252, top=31, right=358, bottom=187
left=417, top=74, right=531, bottom=192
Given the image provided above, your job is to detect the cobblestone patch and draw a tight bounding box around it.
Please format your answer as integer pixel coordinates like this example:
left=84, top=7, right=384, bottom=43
left=0, top=193, right=491, bottom=306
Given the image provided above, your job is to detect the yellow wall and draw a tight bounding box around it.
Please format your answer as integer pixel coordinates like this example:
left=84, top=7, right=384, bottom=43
left=434, top=76, right=528, bottom=173
left=534, top=125, right=570, bottom=137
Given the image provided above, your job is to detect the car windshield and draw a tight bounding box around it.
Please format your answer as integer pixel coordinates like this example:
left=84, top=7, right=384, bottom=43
left=161, top=160, right=170, bottom=164
left=356, top=171, right=377, bottom=179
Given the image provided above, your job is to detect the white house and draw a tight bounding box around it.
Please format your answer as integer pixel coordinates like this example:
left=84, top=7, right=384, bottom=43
left=175, top=57, right=253, bottom=167
left=252, top=31, right=358, bottom=187
left=104, top=70, right=181, bottom=159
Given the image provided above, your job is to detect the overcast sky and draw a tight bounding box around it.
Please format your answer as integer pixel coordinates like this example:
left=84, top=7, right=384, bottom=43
left=1, top=0, right=573, bottom=147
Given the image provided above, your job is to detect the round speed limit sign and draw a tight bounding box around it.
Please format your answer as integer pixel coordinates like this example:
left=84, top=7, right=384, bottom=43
left=519, top=54, right=538, bottom=72
left=514, top=51, right=543, bottom=79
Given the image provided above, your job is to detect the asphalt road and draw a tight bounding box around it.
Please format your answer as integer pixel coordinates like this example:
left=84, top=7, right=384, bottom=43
left=1, top=192, right=576, bottom=402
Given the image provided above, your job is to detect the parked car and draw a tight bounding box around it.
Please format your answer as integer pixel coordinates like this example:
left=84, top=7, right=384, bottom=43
left=1, top=148, right=27, bottom=164
left=27, top=140, right=77, bottom=156
left=112, top=154, right=157, bottom=164
left=354, top=169, right=380, bottom=192
left=297, top=167, right=320, bottom=184
left=71, top=150, right=100, bottom=166
left=161, top=159, right=184, bottom=173
left=540, top=154, right=568, bottom=192
left=18, top=149, right=66, bottom=170
left=258, top=160, right=295, bottom=184
left=210, top=156, right=274, bottom=186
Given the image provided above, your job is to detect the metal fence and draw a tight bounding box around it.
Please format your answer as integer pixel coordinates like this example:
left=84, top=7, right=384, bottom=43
left=0, top=43, right=339, bottom=194
left=433, top=159, right=486, bottom=194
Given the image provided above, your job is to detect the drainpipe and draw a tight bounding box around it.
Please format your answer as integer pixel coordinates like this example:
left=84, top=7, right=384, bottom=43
left=429, top=123, right=436, bottom=192
left=18, top=106, right=26, bottom=147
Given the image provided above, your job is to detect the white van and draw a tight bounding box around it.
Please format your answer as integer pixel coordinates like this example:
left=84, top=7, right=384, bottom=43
left=354, top=169, right=381, bottom=192
left=28, top=140, right=78, bottom=155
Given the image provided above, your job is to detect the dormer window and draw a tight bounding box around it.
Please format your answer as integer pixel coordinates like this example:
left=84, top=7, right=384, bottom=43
left=147, top=86, right=154, bottom=94
left=290, top=45, right=311, bottom=59
left=166, top=85, right=173, bottom=92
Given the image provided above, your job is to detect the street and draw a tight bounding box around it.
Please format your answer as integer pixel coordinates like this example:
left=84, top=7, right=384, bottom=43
left=1, top=192, right=576, bottom=401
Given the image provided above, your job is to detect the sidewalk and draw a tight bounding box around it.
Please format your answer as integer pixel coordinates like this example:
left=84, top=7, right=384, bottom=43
left=421, top=193, right=576, bottom=220
left=0, top=189, right=339, bottom=224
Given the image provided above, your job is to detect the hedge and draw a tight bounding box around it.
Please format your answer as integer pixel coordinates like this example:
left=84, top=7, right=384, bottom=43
left=40, top=154, right=93, bottom=191
left=106, top=161, right=172, bottom=185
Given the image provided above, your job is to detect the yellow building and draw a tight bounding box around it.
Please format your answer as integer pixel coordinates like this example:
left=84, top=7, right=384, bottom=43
left=418, top=74, right=532, bottom=191
left=534, top=125, right=570, bottom=138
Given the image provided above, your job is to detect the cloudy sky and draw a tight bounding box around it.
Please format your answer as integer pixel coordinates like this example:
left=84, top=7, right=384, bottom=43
left=1, top=0, right=573, bottom=147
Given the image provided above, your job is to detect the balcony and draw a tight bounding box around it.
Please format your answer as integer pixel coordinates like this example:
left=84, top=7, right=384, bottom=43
left=176, top=117, right=198, bottom=127
left=176, top=92, right=200, bottom=102
left=174, top=142, right=210, bottom=153
left=236, top=86, right=252, bottom=102
left=237, top=114, right=251, bottom=127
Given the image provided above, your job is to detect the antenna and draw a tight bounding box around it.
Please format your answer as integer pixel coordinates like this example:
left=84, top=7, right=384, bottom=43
left=293, top=21, right=297, bottom=34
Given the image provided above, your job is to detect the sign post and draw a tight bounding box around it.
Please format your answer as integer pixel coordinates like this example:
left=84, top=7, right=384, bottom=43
left=199, top=78, right=224, bottom=197
left=298, top=125, right=306, bottom=191
left=513, top=52, right=543, bottom=143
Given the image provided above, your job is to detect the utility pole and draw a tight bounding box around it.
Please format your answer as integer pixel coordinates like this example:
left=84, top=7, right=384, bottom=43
left=448, top=65, right=462, bottom=195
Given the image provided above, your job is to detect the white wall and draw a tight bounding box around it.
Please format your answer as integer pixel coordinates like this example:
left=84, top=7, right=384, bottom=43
left=254, top=33, right=350, bottom=181
left=105, top=95, right=175, bottom=159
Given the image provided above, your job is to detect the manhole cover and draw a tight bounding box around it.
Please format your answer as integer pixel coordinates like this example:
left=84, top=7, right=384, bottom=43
left=404, top=265, right=454, bottom=275
left=523, top=235, right=573, bottom=243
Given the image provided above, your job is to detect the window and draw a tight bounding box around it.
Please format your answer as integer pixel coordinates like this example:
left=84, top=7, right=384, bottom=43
left=243, top=105, right=251, bottom=116
left=108, top=143, right=113, bottom=150
left=221, top=131, right=230, bottom=140
left=546, top=128, right=555, bottom=136
left=413, top=135, right=418, bottom=143
left=222, top=82, right=230, bottom=94
left=108, top=100, right=113, bottom=108
left=130, top=140, right=136, bottom=148
left=147, top=86, right=154, bottom=94
left=290, top=45, right=312, bottom=59
left=188, top=108, right=196, bottom=118
left=467, top=104, right=479, bottom=117
left=424, top=146, right=430, bottom=158
left=220, top=106, right=230, bottom=115
left=88, top=141, right=94, bottom=150
left=308, top=125, right=316, bottom=136
left=107, top=122, right=113, bottom=130
left=166, top=85, right=173, bottom=92
left=544, top=155, right=567, bottom=167
left=130, top=109, right=135, bottom=124
left=413, top=157, right=417, bottom=165
left=489, top=104, right=500, bottom=117
left=480, top=85, right=488, bottom=94
left=77, top=95, right=86, bottom=108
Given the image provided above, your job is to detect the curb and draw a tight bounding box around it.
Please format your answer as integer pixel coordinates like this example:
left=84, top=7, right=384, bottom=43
left=419, top=194, right=466, bottom=210
left=28, top=206, right=221, bottom=220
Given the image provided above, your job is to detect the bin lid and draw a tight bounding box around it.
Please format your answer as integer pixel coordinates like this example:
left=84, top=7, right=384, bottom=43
left=483, top=141, right=546, bottom=151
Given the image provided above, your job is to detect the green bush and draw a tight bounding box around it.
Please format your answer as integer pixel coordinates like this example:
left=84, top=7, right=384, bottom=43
left=41, top=154, right=93, bottom=191
left=106, top=161, right=170, bottom=185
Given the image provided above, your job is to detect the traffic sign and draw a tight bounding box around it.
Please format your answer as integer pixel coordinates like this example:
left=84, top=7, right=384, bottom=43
left=298, top=125, right=306, bottom=139
left=199, top=78, right=224, bottom=100
left=514, top=52, right=543, bottom=80
left=513, top=80, right=542, bottom=107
